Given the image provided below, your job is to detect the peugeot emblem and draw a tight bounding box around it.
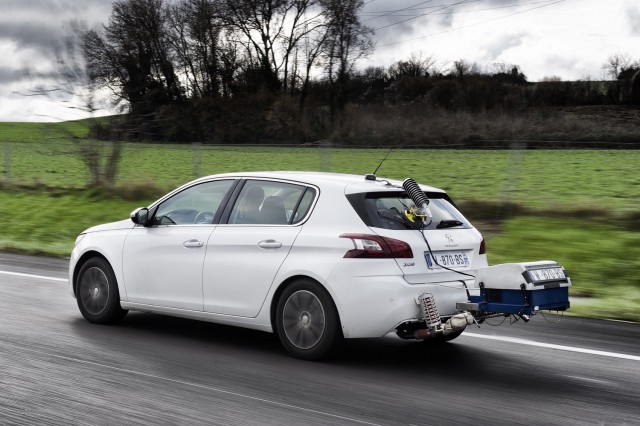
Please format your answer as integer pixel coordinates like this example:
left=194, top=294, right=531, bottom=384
left=445, top=234, right=454, bottom=243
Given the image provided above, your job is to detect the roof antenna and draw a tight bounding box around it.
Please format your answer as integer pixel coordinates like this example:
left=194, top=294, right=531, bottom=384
left=365, top=147, right=394, bottom=181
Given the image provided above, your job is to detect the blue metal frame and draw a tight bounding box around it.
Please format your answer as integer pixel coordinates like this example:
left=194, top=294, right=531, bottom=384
left=469, top=287, right=570, bottom=316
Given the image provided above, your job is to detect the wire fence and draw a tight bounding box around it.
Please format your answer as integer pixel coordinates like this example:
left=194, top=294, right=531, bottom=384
left=2, top=140, right=639, bottom=213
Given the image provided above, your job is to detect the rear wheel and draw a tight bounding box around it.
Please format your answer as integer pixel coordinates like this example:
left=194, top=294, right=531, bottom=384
left=76, top=257, right=127, bottom=324
left=275, top=279, right=341, bottom=360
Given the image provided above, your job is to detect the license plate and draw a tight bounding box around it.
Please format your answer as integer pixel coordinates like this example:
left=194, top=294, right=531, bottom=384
left=425, top=251, right=470, bottom=270
left=527, top=267, right=566, bottom=283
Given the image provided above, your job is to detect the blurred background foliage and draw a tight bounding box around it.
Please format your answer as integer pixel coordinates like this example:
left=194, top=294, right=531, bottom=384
left=1, top=120, right=639, bottom=320
left=1, top=0, right=639, bottom=321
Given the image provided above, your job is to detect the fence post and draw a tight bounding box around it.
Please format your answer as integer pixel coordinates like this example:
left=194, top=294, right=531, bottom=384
left=501, top=142, right=526, bottom=216
left=193, top=141, right=202, bottom=178
left=3, top=143, right=10, bottom=185
left=320, top=140, right=332, bottom=172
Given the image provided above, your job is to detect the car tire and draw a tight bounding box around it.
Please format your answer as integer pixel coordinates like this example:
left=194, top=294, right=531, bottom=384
left=76, top=257, right=128, bottom=324
left=275, top=279, right=342, bottom=360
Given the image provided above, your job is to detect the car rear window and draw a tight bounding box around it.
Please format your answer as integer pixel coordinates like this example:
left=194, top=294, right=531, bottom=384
left=346, top=191, right=471, bottom=230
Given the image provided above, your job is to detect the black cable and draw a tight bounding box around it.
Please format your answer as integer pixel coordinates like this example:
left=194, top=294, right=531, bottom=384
left=392, top=191, right=476, bottom=300
left=377, top=0, right=565, bottom=46
left=362, top=0, right=436, bottom=23
left=419, top=228, right=476, bottom=280
left=362, top=0, right=553, bottom=18
left=541, top=310, right=563, bottom=323
left=374, top=0, right=475, bottom=31
left=485, top=316, right=506, bottom=326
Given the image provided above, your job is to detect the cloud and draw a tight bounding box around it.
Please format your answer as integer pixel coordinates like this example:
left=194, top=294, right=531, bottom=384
left=365, top=0, right=538, bottom=46
left=364, top=0, right=464, bottom=34
left=0, top=67, right=59, bottom=86
left=0, top=0, right=114, bottom=52
left=0, top=0, right=109, bottom=14
left=0, top=67, right=24, bottom=85
left=0, top=21, right=65, bottom=52
left=628, top=7, right=640, bottom=35
left=0, top=0, right=113, bottom=121
left=484, top=32, right=526, bottom=59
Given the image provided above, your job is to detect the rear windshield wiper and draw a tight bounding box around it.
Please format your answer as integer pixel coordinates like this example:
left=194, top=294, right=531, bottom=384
left=436, top=220, right=463, bottom=229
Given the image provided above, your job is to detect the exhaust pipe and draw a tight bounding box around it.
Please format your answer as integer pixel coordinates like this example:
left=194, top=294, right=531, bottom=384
left=443, top=312, right=475, bottom=335
left=413, top=328, right=436, bottom=340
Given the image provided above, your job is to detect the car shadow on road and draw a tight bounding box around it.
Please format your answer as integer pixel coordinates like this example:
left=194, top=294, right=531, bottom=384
left=68, top=311, right=583, bottom=399
left=70, top=311, right=283, bottom=357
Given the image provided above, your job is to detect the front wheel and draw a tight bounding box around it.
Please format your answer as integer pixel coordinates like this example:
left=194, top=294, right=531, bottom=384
left=275, top=279, right=341, bottom=360
left=76, top=257, right=128, bottom=324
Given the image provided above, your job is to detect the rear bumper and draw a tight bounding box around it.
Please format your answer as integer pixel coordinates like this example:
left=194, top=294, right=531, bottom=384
left=328, top=267, right=470, bottom=338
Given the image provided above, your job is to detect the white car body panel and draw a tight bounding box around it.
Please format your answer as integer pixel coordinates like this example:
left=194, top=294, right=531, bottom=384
left=70, top=171, right=488, bottom=340
left=203, top=224, right=301, bottom=316
left=70, top=219, right=133, bottom=299
left=119, top=301, right=274, bottom=332
left=122, top=225, right=215, bottom=311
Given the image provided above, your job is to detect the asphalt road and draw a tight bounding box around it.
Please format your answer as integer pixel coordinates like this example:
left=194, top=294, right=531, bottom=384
left=1, top=252, right=639, bottom=425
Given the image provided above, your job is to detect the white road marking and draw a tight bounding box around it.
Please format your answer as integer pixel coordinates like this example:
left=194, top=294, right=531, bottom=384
left=15, top=345, right=382, bottom=426
left=464, top=332, right=640, bottom=361
left=2, top=269, right=638, bottom=365
left=0, top=270, right=68, bottom=283
left=563, top=375, right=616, bottom=386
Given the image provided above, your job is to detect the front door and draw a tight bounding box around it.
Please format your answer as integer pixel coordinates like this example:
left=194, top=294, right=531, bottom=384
left=122, top=179, right=236, bottom=311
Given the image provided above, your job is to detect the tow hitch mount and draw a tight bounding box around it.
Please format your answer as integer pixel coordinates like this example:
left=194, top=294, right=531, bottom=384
left=457, top=261, right=571, bottom=318
left=397, top=261, right=571, bottom=341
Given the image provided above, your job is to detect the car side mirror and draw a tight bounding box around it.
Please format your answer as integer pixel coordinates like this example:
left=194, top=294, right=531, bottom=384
left=130, top=207, right=150, bottom=226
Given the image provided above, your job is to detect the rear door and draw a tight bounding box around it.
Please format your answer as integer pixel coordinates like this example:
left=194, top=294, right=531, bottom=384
left=202, top=179, right=317, bottom=317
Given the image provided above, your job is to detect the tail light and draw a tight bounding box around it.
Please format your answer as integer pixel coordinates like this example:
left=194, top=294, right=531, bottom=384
left=479, top=237, right=486, bottom=255
left=340, top=234, right=414, bottom=258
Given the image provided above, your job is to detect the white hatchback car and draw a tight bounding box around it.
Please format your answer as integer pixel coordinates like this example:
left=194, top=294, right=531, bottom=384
left=70, top=172, right=487, bottom=359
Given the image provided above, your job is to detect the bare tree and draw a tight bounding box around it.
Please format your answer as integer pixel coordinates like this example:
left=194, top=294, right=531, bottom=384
left=26, top=20, right=122, bottom=186
left=492, top=62, right=527, bottom=84
left=297, top=11, right=331, bottom=110
left=84, top=0, right=182, bottom=116
left=603, top=53, right=632, bottom=80
left=279, top=0, right=326, bottom=93
left=319, top=0, right=373, bottom=120
left=389, top=51, right=435, bottom=79
left=220, top=0, right=325, bottom=92
left=167, top=0, right=233, bottom=98
left=450, top=59, right=479, bottom=79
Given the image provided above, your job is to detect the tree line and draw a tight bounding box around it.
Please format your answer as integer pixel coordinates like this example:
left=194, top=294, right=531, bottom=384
left=82, top=0, right=371, bottom=142
left=80, top=0, right=640, bottom=144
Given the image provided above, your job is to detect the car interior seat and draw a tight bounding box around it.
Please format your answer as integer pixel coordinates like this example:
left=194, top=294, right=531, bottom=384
left=260, top=196, right=288, bottom=224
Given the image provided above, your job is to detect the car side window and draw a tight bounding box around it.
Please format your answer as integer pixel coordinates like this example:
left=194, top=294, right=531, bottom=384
left=291, top=187, right=316, bottom=224
left=229, top=180, right=315, bottom=225
left=152, top=180, right=234, bottom=225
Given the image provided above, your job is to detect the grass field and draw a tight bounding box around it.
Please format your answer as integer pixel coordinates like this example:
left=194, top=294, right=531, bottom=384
left=2, top=124, right=639, bottom=212
left=488, top=217, right=640, bottom=321
left=1, top=121, right=639, bottom=321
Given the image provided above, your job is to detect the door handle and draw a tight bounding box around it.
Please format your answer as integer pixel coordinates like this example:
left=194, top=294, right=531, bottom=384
left=183, top=239, right=204, bottom=248
left=258, top=239, right=282, bottom=249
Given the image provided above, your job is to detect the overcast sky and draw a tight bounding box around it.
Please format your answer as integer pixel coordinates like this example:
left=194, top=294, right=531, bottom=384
left=0, top=0, right=638, bottom=122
